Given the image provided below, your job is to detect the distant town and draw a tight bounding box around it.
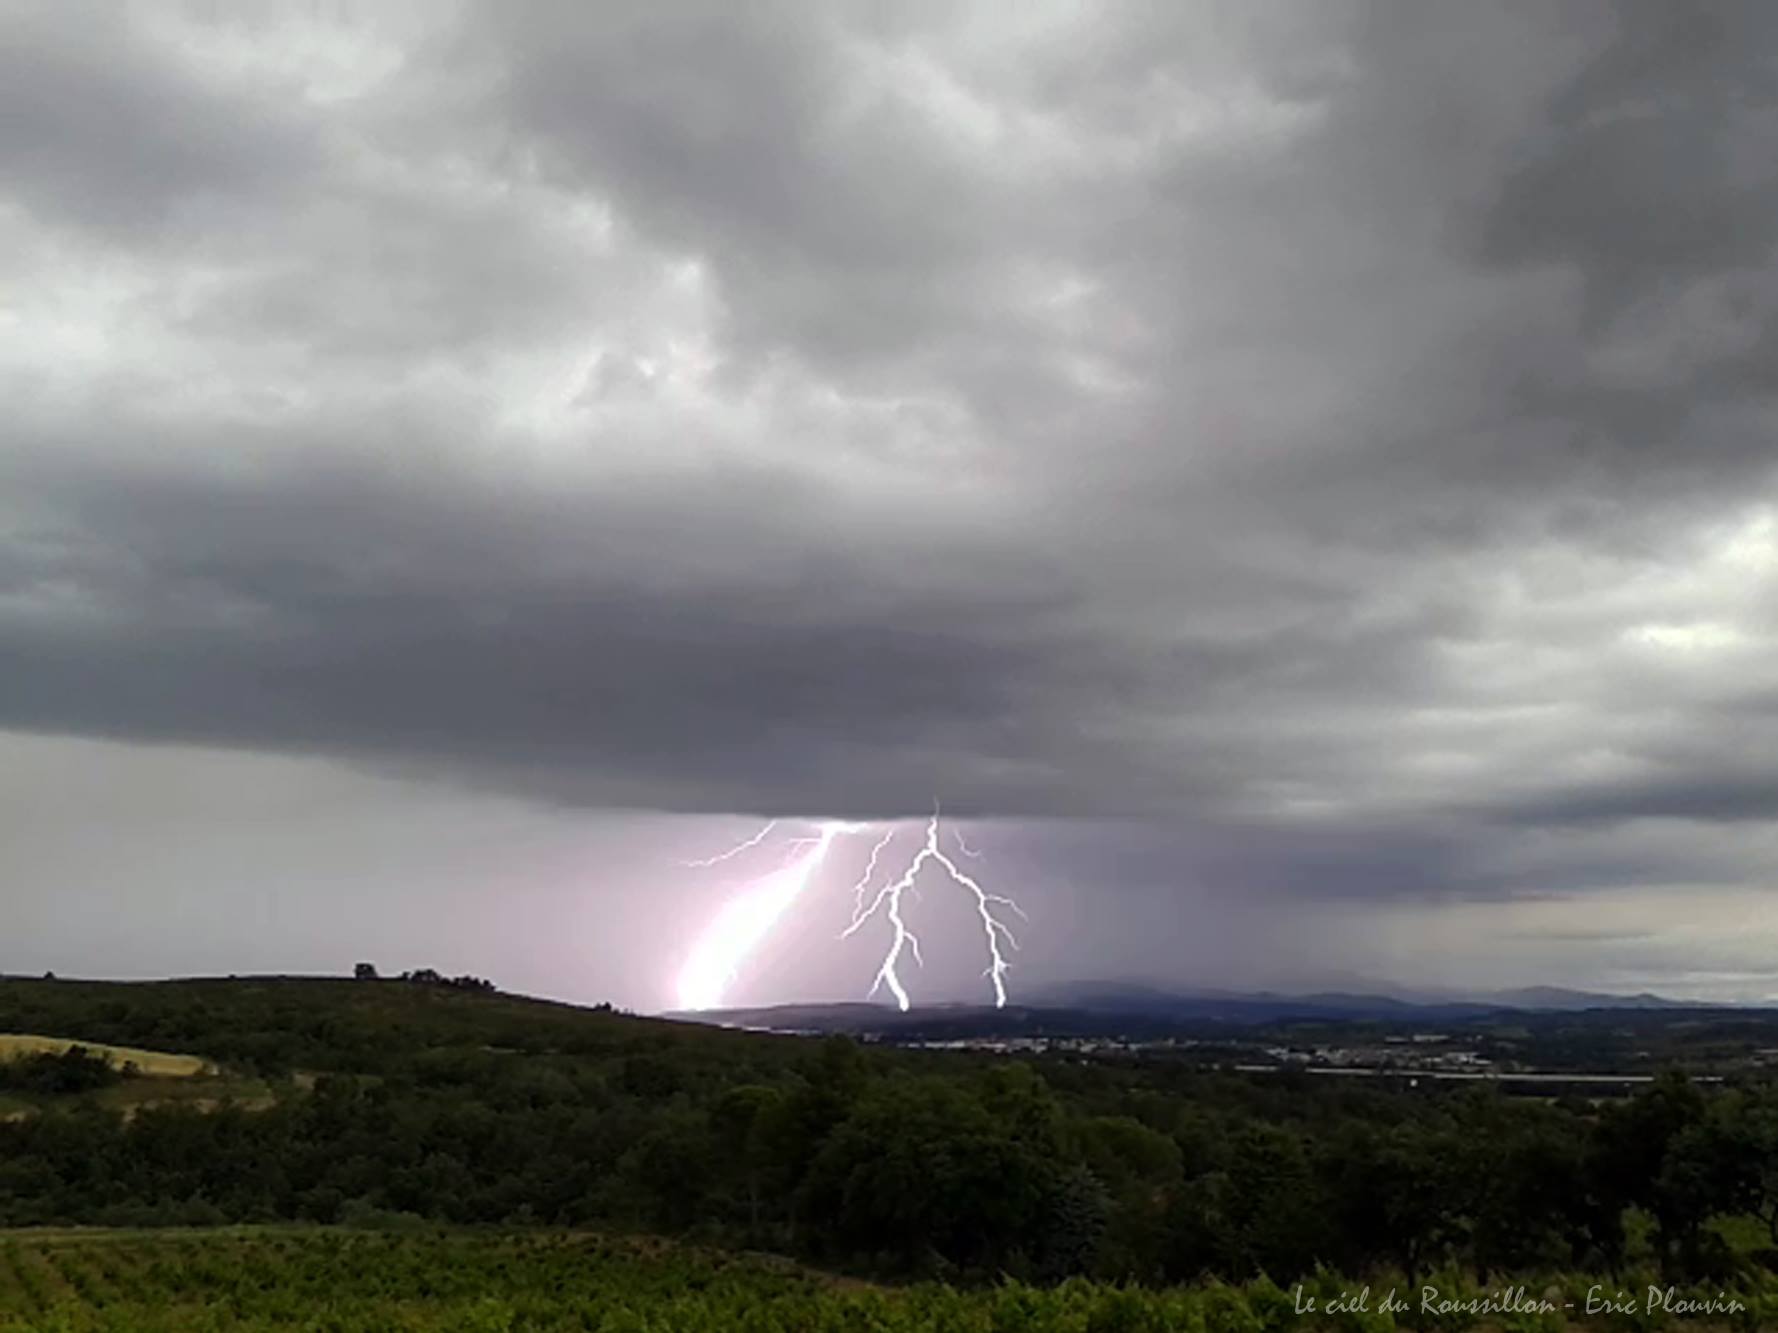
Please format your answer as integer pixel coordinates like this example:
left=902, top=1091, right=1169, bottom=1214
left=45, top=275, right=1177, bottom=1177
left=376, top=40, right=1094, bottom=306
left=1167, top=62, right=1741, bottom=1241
left=891, top=1030, right=1742, bottom=1085
left=686, top=997, right=1778, bottom=1094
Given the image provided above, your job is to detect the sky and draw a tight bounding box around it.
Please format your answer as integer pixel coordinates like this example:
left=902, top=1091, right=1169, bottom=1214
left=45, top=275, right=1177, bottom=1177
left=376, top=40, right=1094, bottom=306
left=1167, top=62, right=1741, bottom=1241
left=4, top=2, right=1777, bottom=1010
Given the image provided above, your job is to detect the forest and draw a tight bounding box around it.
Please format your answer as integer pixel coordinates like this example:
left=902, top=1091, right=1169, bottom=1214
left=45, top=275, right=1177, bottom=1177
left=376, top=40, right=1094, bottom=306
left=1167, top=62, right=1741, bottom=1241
left=3, top=976, right=1778, bottom=1310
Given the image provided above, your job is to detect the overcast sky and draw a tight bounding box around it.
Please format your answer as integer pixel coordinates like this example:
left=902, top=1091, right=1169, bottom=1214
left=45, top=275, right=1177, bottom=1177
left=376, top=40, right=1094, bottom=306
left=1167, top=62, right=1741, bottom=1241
left=4, top=2, right=1776, bottom=1010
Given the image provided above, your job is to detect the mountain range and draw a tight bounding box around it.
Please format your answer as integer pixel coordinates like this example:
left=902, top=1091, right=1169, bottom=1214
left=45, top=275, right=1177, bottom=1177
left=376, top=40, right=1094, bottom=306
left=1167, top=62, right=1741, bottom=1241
left=669, top=980, right=1694, bottom=1035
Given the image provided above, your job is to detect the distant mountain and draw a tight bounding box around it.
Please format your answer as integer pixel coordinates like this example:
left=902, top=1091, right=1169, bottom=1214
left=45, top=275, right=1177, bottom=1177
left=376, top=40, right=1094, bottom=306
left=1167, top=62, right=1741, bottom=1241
left=663, top=1001, right=895, bottom=1032
left=672, top=994, right=1459, bottom=1037
left=1018, top=984, right=1500, bottom=1024
left=672, top=981, right=1696, bottom=1038
left=1478, top=985, right=1682, bottom=1010
left=1025, top=980, right=1691, bottom=1015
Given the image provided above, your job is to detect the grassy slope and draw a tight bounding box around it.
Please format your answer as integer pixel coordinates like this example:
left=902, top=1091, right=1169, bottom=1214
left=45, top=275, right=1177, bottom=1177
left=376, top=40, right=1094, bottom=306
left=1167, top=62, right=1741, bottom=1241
left=0, top=1022, right=270, bottom=1120
left=0, top=975, right=734, bottom=1066
left=0, top=974, right=810, bottom=1123
left=0, top=1033, right=214, bottom=1076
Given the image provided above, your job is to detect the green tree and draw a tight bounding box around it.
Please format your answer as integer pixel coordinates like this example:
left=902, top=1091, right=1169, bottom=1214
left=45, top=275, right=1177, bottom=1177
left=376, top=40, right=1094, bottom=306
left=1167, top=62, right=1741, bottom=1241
left=710, top=1083, right=788, bottom=1233
left=796, top=1079, right=1058, bottom=1273
left=1223, top=1123, right=1327, bottom=1280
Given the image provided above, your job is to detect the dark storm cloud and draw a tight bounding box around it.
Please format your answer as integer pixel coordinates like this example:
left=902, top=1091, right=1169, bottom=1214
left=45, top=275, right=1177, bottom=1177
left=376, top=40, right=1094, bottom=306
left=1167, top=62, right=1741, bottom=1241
left=1476, top=5, right=1778, bottom=296
left=2, top=1, right=1776, bottom=883
left=0, top=2, right=322, bottom=237
left=0, top=434, right=1224, bottom=817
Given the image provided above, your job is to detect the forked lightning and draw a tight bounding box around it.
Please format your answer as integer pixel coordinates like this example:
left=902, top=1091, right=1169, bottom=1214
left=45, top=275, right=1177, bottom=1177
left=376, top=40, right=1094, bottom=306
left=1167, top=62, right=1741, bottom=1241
left=676, top=809, right=1024, bottom=1012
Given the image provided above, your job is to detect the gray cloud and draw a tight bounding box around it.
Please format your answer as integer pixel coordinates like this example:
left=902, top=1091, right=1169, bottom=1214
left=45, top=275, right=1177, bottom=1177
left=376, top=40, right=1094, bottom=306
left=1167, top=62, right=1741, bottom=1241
left=0, top=2, right=324, bottom=238
left=2, top=0, right=1776, bottom=947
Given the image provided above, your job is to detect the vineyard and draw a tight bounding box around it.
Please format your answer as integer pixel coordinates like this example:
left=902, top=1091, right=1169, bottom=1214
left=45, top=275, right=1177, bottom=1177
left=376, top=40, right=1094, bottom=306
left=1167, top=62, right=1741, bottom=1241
left=0, top=1229, right=1773, bottom=1332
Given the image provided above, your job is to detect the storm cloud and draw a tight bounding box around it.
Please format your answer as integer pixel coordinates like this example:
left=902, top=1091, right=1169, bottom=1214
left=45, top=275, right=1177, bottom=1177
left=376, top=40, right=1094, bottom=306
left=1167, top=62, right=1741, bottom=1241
left=3, top=2, right=1776, bottom=1002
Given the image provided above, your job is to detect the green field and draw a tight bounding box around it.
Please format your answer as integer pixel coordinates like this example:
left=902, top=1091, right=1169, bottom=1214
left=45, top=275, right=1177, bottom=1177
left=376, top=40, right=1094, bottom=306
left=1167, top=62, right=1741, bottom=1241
left=0, top=1229, right=1771, bottom=1333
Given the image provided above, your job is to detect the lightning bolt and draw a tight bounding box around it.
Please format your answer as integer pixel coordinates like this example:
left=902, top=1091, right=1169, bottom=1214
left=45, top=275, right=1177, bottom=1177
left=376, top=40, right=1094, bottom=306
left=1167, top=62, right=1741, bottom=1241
left=842, top=830, right=924, bottom=1010
left=680, top=820, right=780, bottom=867
left=848, top=829, right=898, bottom=921
left=676, top=809, right=1024, bottom=1013
left=843, top=808, right=1023, bottom=1011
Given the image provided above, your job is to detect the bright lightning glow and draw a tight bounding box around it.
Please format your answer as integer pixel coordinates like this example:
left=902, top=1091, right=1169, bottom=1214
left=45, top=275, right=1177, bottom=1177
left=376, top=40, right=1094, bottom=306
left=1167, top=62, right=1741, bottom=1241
left=676, top=822, right=853, bottom=1011
left=675, top=809, right=1025, bottom=1012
